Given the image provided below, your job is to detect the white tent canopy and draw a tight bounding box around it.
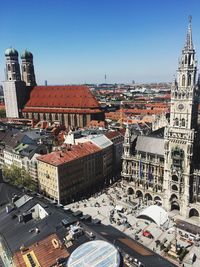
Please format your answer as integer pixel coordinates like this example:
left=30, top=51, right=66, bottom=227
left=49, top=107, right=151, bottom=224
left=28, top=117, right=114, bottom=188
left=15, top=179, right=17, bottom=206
left=137, top=205, right=168, bottom=226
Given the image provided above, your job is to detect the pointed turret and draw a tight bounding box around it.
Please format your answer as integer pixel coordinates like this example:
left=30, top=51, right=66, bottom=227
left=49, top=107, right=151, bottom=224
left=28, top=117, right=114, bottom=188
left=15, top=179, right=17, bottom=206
left=185, top=15, right=193, bottom=50
left=170, top=16, right=198, bottom=130
left=123, top=124, right=131, bottom=157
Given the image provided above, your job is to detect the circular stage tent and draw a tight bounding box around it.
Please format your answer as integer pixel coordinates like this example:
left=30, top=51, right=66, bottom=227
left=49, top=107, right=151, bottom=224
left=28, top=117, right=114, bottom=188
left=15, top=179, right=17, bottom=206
left=137, top=205, right=168, bottom=226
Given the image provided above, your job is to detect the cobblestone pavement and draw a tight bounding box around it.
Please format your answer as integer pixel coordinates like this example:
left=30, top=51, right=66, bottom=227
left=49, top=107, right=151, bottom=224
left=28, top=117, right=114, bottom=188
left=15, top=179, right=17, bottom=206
left=66, top=180, right=200, bottom=266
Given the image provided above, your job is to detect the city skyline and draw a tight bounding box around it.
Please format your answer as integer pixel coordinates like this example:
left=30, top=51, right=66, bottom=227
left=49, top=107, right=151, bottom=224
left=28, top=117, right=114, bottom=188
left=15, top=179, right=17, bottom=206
left=1, top=0, right=200, bottom=85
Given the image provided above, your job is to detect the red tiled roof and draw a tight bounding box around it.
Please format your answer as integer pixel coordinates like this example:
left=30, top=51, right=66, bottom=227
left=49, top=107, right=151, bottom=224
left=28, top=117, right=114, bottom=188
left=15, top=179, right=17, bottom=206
left=145, top=103, right=169, bottom=108
left=24, top=85, right=100, bottom=109
left=123, top=108, right=169, bottom=115
left=37, top=141, right=101, bottom=166
left=13, top=233, right=69, bottom=267
left=119, top=128, right=126, bottom=136
left=87, top=120, right=106, bottom=127
left=105, top=131, right=123, bottom=140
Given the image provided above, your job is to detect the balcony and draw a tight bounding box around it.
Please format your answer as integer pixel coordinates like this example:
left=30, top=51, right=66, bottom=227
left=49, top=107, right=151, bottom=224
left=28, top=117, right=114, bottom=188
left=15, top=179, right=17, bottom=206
left=121, top=172, right=131, bottom=178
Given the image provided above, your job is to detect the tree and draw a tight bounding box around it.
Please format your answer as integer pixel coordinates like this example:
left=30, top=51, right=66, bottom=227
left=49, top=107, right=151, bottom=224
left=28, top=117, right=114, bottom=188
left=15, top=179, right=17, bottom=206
left=2, top=165, right=37, bottom=191
left=0, top=109, right=6, bottom=118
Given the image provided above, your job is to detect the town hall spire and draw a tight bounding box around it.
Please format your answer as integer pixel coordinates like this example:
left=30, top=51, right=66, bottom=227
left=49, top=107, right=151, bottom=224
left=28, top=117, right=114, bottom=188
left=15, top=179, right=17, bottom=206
left=185, top=15, right=193, bottom=50
left=163, top=17, right=199, bottom=216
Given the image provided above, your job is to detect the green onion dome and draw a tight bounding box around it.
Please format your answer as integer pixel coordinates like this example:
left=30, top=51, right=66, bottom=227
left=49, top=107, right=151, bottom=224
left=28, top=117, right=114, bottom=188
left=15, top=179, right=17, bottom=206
left=21, top=49, right=33, bottom=59
left=5, top=48, right=18, bottom=57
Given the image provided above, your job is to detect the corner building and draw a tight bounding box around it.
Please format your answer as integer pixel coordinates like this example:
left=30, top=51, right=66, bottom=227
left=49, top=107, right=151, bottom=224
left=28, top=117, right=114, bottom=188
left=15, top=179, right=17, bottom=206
left=121, top=18, right=200, bottom=219
left=37, top=142, right=104, bottom=204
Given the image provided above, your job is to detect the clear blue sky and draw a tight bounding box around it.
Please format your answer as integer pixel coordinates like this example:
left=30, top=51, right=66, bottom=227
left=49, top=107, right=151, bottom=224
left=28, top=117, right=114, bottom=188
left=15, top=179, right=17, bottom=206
left=1, top=0, right=200, bottom=85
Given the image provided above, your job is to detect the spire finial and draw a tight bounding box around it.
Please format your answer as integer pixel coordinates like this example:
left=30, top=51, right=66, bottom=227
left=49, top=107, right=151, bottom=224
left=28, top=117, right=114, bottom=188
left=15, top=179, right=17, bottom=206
left=189, top=15, right=192, bottom=24
left=185, top=15, right=193, bottom=49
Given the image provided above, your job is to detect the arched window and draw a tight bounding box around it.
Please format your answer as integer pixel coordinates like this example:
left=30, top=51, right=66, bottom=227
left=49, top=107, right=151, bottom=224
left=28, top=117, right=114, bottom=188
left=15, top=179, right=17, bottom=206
left=185, top=55, right=187, bottom=64
left=189, top=208, right=199, bottom=218
left=74, top=114, right=77, bottom=127
left=172, top=175, right=178, bottom=182
left=188, top=74, right=191, bottom=86
left=182, top=75, right=186, bottom=86
left=188, top=55, right=191, bottom=65
left=83, top=114, right=86, bottom=126
left=172, top=184, right=178, bottom=191
left=182, top=118, right=185, bottom=127
left=7, top=64, right=11, bottom=71
left=127, top=187, right=134, bottom=195
left=175, top=118, right=179, bottom=126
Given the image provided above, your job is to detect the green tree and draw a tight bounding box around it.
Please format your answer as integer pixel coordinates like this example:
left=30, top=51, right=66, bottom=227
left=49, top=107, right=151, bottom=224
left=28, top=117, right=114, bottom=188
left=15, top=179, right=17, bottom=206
left=0, top=109, right=6, bottom=118
left=2, top=165, right=37, bottom=191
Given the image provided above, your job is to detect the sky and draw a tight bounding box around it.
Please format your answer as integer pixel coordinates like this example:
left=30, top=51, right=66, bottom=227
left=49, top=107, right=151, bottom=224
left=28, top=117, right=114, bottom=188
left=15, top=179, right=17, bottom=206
left=1, top=0, right=200, bottom=85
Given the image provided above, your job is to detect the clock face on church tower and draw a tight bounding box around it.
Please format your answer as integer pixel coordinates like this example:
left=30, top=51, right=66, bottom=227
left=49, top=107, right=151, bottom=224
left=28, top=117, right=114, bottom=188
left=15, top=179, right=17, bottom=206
left=177, top=103, right=185, bottom=111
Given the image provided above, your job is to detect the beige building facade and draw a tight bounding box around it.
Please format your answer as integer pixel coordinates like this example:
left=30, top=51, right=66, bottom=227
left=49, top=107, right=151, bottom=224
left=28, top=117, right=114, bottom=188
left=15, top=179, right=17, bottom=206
left=37, top=142, right=104, bottom=203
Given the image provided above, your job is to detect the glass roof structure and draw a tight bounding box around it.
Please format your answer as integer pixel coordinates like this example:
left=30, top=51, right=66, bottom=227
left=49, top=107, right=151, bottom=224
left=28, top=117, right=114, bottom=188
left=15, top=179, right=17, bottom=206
left=67, top=240, right=121, bottom=267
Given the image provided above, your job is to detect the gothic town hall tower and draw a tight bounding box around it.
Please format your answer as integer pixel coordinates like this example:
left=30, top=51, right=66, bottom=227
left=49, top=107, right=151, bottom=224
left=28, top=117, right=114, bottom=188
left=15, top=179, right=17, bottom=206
left=163, top=17, right=200, bottom=217
left=121, top=17, right=200, bottom=221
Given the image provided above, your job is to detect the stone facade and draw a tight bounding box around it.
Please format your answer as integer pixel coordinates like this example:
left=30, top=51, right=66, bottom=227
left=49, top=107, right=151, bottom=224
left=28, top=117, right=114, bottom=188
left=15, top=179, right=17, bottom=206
left=121, top=127, right=165, bottom=205
left=152, top=113, right=169, bottom=132
left=121, top=18, right=200, bottom=220
left=22, top=111, right=101, bottom=128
